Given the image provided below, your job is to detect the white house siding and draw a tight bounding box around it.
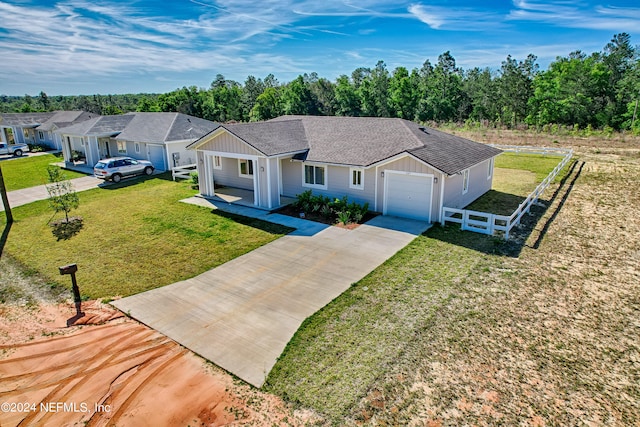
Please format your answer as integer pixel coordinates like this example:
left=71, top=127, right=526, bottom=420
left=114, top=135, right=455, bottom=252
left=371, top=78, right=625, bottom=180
left=212, top=156, right=254, bottom=191
left=280, top=160, right=376, bottom=207
left=199, top=132, right=260, bottom=156
left=377, top=155, right=442, bottom=220
left=86, top=136, right=100, bottom=167
left=443, top=158, right=494, bottom=209
left=165, top=141, right=195, bottom=168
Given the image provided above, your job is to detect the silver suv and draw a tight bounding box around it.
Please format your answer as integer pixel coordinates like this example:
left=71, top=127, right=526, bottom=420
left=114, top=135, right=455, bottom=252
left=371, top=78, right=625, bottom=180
left=94, top=157, right=154, bottom=183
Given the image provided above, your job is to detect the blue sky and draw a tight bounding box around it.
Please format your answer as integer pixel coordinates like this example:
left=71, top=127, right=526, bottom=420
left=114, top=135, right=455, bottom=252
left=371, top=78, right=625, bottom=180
left=0, top=0, right=638, bottom=96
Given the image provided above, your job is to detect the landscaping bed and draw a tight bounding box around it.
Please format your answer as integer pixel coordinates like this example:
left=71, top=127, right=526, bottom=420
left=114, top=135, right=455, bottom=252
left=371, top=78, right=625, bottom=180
left=275, top=190, right=376, bottom=229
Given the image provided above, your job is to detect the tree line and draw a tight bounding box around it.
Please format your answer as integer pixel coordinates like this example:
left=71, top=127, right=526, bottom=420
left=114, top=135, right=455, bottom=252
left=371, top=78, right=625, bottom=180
left=2, top=33, right=638, bottom=132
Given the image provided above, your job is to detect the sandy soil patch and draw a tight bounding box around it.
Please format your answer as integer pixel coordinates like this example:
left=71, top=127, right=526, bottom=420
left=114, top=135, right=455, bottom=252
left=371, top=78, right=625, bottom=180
left=0, top=301, right=318, bottom=426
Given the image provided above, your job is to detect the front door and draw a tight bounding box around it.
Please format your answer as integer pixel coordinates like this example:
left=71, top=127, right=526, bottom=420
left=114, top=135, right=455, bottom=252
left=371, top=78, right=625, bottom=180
left=101, top=140, right=110, bottom=158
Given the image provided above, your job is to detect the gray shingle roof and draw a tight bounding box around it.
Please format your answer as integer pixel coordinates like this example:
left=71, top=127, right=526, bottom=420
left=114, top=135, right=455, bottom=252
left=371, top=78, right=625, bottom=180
left=190, top=115, right=503, bottom=174
left=56, top=112, right=218, bottom=143
left=0, top=112, right=57, bottom=127
left=57, top=114, right=134, bottom=137
left=220, top=121, right=308, bottom=156
left=37, top=111, right=95, bottom=131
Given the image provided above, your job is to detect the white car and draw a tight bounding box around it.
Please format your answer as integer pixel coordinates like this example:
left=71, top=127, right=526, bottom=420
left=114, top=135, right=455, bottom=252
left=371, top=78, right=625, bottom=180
left=94, top=157, right=154, bottom=183
left=0, top=142, right=29, bottom=157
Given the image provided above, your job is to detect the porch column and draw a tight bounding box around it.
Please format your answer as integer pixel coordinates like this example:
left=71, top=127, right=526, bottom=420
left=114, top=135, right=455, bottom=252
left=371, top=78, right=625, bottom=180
left=252, top=159, right=259, bottom=206
left=61, top=136, right=73, bottom=165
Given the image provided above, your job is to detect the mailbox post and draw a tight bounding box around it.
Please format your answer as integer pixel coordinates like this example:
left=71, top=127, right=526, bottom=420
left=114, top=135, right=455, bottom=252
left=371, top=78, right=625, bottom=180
left=59, top=263, right=82, bottom=315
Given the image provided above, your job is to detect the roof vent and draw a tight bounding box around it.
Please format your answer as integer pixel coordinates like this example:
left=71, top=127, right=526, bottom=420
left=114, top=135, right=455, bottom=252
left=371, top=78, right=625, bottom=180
left=419, top=127, right=429, bottom=134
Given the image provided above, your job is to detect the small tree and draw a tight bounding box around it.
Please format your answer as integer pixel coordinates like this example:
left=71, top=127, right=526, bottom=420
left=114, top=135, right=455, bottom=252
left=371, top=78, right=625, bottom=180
left=46, top=166, right=79, bottom=223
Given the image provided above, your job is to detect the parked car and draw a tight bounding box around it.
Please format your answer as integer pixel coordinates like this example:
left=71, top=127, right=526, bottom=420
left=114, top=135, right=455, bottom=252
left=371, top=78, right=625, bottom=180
left=0, top=142, right=29, bottom=157
left=94, top=157, right=154, bottom=183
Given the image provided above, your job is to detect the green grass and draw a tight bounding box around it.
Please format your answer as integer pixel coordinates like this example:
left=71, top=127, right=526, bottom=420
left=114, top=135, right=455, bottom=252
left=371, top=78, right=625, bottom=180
left=495, top=152, right=565, bottom=182
left=0, top=153, right=87, bottom=191
left=264, top=226, right=507, bottom=423
left=0, top=175, right=292, bottom=298
left=465, top=152, right=572, bottom=215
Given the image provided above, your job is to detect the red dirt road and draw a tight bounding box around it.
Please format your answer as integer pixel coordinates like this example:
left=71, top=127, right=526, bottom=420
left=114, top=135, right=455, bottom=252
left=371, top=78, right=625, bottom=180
left=0, top=302, right=312, bottom=426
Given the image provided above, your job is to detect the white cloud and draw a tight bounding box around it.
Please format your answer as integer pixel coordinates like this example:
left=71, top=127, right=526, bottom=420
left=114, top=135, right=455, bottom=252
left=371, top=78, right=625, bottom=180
left=407, top=3, right=504, bottom=31
left=408, top=5, right=445, bottom=29
left=507, top=0, right=640, bottom=31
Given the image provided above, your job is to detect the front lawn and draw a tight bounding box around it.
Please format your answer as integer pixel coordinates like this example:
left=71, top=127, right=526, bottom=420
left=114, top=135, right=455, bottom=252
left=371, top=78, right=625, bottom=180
left=265, top=150, right=639, bottom=425
left=0, top=175, right=292, bottom=298
left=465, top=152, right=572, bottom=215
left=0, top=153, right=87, bottom=191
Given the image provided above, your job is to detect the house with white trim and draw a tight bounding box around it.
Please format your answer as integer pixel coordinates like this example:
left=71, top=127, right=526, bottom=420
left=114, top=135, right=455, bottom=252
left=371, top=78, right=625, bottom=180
left=0, top=111, right=94, bottom=150
left=188, top=115, right=502, bottom=222
left=55, top=112, right=218, bottom=171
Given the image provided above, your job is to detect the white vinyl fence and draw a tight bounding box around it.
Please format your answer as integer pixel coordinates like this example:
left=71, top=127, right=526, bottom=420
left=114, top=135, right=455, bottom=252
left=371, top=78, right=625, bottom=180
left=442, top=145, right=574, bottom=240
left=171, top=163, right=197, bottom=181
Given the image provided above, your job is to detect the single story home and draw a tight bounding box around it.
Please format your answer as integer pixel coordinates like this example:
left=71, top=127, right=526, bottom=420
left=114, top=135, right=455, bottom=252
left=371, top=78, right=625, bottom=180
left=188, top=115, right=502, bottom=222
left=0, top=111, right=94, bottom=150
left=55, top=112, right=218, bottom=171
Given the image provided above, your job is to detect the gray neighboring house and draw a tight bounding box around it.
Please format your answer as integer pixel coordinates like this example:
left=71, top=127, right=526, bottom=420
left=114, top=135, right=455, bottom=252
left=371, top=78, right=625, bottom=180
left=188, top=115, right=502, bottom=222
left=0, top=111, right=94, bottom=150
left=0, top=111, right=95, bottom=150
left=56, top=112, right=218, bottom=171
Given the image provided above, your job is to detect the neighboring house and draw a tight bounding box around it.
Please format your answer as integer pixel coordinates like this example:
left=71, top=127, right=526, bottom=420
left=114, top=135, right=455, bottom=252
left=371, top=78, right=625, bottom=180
left=55, top=112, right=218, bottom=171
left=0, top=111, right=94, bottom=149
left=188, top=115, right=502, bottom=222
left=0, top=112, right=56, bottom=146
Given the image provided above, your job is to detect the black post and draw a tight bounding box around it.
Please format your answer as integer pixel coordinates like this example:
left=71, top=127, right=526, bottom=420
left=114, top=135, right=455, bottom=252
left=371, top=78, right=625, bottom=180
left=70, top=271, right=82, bottom=315
left=0, top=165, right=13, bottom=224
left=59, top=263, right=82, bottom=316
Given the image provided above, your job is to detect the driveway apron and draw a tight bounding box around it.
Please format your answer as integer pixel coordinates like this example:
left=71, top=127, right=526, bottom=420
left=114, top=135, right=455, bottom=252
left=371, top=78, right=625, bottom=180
left=113, top=206, right=430, bottom=387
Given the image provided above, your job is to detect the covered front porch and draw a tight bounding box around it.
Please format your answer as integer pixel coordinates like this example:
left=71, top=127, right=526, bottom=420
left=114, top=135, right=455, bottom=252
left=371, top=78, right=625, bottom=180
left=197, top=150, right=290, bottom=211
left=204, top=186, right=296, bottom=211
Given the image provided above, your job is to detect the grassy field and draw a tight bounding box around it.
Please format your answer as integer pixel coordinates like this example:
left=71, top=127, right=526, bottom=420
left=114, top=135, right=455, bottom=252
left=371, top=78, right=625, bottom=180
left=466, top=152, right=569, bottom=215
left=265, top=137, right=640, bottom=425
left=0, top=153, right=87, bottom=191
left=0, top=175, right=291, bottom=298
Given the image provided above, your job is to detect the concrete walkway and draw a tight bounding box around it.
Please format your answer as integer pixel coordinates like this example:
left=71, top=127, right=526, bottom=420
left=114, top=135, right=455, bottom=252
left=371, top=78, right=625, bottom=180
left=0, top=176, right=110, bottom=212
left=113, top=197, right=430, bottom=387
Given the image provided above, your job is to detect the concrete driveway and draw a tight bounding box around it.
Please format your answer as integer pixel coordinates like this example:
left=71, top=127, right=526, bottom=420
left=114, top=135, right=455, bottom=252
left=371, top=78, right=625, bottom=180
left=113, top=200, right=429, bottom=387
left=0, top=176, right=110, bottom=212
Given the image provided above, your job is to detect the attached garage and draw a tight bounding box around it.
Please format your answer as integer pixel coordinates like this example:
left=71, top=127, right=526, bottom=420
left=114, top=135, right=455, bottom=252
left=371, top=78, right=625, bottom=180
left=148, top=144, right=166, bottom=171
left=383, top=171, right=433, bottom=222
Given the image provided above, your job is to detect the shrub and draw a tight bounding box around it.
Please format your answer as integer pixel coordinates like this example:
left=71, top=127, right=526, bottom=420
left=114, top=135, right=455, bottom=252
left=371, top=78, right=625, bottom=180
left=27, top=143, right=48, bottom=152
left=189, top=171, right=199, bottom=185
left=336, top=210, right=352, bottom=225
left=293, top=191, right=369, bottom=225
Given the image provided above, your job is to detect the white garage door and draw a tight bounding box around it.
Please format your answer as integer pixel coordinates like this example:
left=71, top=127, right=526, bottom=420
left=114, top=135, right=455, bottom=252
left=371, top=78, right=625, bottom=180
left=384, top=171, right=433, bottom=221
left=148, top=145, right=165, bottom=171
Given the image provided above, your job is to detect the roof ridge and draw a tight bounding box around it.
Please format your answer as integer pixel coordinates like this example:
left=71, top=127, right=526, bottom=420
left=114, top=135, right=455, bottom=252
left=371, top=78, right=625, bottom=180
left=398, top=118, right=426, bottom=148
left=163, top=112, right=179, bottom=142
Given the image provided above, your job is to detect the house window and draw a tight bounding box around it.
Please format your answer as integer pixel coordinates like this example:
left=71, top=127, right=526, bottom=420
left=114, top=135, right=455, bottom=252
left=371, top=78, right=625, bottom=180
left=349, top=168, right=364, bottom=190
left=462, top=169, right=470, bottom=194
left=303, top=164, right=327, bottom=189
left=238, top=159, right=254, bottom=177
left=487, top=157, right=494, bottom=179
left=135, top=142, right=141, bottom=153
left=213, top=156, right=222, bottom=170
left=117, top=141, right=127, bottom=154
left=38, top=131, right=44, bottom=140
